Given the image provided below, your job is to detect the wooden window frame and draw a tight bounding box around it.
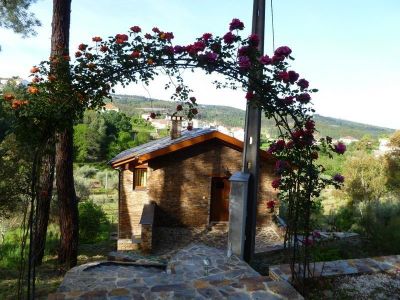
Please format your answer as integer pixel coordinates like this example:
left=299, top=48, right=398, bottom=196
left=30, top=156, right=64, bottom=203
left=133, top=168, right=147, bottom=190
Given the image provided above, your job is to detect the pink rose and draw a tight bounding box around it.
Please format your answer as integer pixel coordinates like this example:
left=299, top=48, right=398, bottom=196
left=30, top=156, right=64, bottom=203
left=229, top=18, right=244, bottom=31
left=223, top=32, right=236, bottom=44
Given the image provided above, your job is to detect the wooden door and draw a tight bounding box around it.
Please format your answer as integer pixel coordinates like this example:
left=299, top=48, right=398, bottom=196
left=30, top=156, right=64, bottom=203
left=210, top=177, right=230, bottom=222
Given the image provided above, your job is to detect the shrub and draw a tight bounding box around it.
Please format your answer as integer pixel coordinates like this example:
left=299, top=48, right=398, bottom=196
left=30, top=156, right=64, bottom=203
left=359, top=200, right=400, bottom=253
left=95, top=170, right=118, bottom=190
left=75, top=165, right=98, bottom=178
left=78, top=200, right=110, bottom=243
left=74, top=176, right=91, bottom=200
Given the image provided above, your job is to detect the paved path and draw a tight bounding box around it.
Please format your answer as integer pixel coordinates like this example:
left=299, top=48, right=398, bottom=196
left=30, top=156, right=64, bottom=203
left=270, top=255, right=400, bottom=282
left=50, top=244, right=303, bottom=299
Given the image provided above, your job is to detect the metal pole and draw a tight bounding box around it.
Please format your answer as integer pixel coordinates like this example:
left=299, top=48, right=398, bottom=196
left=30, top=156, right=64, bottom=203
left=242, top=0, right=265, bottom=262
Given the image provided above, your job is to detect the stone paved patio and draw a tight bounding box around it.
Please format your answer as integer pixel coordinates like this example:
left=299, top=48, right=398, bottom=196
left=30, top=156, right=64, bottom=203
left=269, top=255, right=400, bottom=282
left=152, top=225, right=284, bottom=255
left=50, top=244, right=303, bottom=299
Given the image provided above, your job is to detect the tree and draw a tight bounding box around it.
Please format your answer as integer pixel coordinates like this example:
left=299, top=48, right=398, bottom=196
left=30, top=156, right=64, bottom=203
left=0, top=0, right=41, bottom=50
left=51, top=0, right=78, bottom=269
left=385, top=130, right=400, bottom=193
left=343, top=151, right=387, bottom=203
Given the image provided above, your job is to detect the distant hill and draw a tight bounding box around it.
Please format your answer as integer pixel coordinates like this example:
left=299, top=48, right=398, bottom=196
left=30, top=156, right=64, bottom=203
left=111, top=94, right=395, bottom=139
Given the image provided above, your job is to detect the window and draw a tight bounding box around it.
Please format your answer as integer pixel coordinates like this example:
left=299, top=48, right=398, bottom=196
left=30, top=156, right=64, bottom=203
left=133, top=168, right=147, bottom=189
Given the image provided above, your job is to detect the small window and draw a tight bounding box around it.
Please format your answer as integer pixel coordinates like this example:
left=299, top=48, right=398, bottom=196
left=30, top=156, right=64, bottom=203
left=133, top=168, right=147, bottom=189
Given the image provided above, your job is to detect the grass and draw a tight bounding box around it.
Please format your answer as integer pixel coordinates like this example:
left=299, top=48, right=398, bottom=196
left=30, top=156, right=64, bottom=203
left=0, top=176, right=118, bottom=299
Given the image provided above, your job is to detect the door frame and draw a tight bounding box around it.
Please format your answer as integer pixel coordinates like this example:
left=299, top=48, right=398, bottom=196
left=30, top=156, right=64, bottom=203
left=209, top=176, right=230, bottom=223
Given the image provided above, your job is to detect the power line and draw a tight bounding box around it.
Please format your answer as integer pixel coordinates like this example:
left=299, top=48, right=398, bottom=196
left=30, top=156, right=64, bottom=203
left=270, top=0, right=276, bottom=52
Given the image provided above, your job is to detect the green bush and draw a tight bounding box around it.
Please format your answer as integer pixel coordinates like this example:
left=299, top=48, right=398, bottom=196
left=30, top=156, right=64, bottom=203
left=74, top=176, right=91, bottom=200
left=78, top=200, right=110, bottom=243
left=359, top=200, right=400, bottom=253
left=95, top=170, right=118, bottom=190
left=75, top=165, right=98, bottom=178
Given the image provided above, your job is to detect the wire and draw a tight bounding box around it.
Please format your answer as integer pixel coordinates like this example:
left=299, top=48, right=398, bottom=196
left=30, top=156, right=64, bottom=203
left=270, top=0, right=276, bottom=52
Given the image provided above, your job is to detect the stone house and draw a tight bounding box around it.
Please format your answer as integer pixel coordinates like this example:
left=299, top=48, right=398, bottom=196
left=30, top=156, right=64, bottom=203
left=109, top=120, right=278, bottom=252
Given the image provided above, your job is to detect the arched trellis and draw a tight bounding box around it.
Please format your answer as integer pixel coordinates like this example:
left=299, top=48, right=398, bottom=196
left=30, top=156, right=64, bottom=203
left=7, top=18, right=347, bottom=290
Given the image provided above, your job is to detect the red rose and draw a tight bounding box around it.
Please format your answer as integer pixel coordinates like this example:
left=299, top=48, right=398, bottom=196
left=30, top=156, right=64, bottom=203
left=75, top=51, right=82, bottom=58
left=271, top=178, right=281, bottom=189
left=92, top=36, right=102, bottom=42
left=130, top=51, right=141, bottom=58
left=100, top=45, right=109, bottom=52
left=274, top=46, right=292, bottom=57
left=202, top=33, right=212, bottom=41
left=150, top=112, right=156, bottom=119
left=272, top=55, right=284, bottom=64
left=115, top=34, right=128, bottom=44
left=191, top=108, right=198, bottom=115
left=229, top=18, right=244, bottom=31
left=245, top=91, right=254, bottom=100
left=152, top=27, right=160, bottom=33
left=334, top=142, right=346, bottom=155
left=145, top=33, right=152, bottom=39
left=278, top=71, right=289, bottom=83
left=176, top=104, right=183, bottom=111
left=259, top=55, right=272, bottom=65
left=305, top=120, right=315, bottom=130
left=238, top=46, right=250, bottom=56
left=130, top=26, right=141, bottom=33
left=187, top=124, right=193, bottom=131
left=248, top=34, right=259, bottom=47
left=288, top=70, right=299, bottom=84
left=223, top=32, right=236, bottom=44
left=297, top=78, right=309, bottom=90
left=266, top=200, right=276, bottom=209
left=297, top=93, right=311, bottom=104
left=190, top=97, right=196, bottom=103
left=78, top=43, right=88, bottom=51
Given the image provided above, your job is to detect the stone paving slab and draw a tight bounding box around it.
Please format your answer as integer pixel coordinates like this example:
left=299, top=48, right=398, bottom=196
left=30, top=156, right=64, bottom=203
left=269, top=255, right=400, bottom=282
left=50, top=244, right=303, bottom=299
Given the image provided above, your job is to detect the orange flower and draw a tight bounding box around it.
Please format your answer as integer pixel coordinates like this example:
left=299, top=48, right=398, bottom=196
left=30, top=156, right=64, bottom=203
left=27, top=86, right=39, bottom=94
left=92, top=36, right=102, bottom=42
left=3, top=94, right=14, bottom=101
left=147, top=58, right=154, bottom=65
left=30, top=66, right=40, bottom=73
left=11, top=100, right=28, bottom=109
left=87, top=63, right=96, bottom=70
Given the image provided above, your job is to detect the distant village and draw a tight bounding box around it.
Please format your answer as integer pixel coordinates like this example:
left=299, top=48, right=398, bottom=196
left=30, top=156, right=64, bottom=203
left=2, top=77, right=395, bottom=157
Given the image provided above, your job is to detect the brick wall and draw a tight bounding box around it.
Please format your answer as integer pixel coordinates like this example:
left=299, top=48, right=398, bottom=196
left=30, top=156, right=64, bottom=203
left=119, top=139, right=278, bottom=238
left=118, top=168, right=149, bottom=238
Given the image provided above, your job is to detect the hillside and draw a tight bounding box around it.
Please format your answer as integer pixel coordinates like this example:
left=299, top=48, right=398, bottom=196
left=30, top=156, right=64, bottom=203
left=111, top=94, right=395, bottom=139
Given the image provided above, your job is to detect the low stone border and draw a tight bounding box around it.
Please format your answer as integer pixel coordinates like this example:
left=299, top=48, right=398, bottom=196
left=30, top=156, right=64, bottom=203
left=270, top=255, right=400, bottom=282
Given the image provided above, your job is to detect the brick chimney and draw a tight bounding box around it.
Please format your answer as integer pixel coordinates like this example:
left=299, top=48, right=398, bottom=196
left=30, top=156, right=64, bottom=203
left=170, top=115, right=183, bottom=139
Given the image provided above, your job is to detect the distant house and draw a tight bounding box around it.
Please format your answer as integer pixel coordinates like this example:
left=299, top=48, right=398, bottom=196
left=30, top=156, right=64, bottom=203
left=109, top=119, right=277, bottom=252
left=339, top=136, right=359, bottom=145
left=101, top=102, right=120, bottom=112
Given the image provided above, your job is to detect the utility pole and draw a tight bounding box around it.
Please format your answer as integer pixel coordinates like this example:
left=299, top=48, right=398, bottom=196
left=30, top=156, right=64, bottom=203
left=242, top=0, right=265, bottom=262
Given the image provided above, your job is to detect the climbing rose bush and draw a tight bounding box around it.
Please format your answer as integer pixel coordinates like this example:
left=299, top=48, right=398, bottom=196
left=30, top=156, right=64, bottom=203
left=2, top=18, right=346, bottom=286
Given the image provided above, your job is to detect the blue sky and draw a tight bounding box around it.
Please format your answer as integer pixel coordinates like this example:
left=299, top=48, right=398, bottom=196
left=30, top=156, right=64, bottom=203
left=1, top=0, right=399, bottom=129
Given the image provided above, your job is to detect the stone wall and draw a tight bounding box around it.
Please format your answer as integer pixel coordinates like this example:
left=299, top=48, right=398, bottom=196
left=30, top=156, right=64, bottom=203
left=140, top=224, right=153, bottom=253
left=147, top=140, right=277, bottom=227
left=118, top=140, right=278, bottom=240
